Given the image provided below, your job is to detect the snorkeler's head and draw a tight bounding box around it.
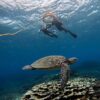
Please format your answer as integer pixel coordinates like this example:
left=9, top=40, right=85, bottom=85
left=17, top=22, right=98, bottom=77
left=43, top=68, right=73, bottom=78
left=42, top=12, right=56, bottom=24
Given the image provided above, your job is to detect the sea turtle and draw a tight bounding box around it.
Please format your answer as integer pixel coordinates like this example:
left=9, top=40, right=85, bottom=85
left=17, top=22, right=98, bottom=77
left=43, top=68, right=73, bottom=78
left=22, top=55, right=77, bottom=89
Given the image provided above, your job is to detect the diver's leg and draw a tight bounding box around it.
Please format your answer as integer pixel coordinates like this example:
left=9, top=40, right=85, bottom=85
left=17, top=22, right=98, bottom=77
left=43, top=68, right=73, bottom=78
left=55, top=23, right=77, bottom=38
left=60, top=27, right=77, bottom=38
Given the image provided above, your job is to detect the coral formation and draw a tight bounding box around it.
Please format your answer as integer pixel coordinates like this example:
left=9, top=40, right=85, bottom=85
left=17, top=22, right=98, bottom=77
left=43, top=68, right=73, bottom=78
left=21, top=77, right=100, bottom=100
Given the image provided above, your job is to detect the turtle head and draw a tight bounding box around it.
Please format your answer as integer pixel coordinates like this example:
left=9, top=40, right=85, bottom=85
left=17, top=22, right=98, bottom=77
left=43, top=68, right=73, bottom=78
left=65, top=57, right=78, bottom=64
left=22, top=65, right=33, bottom=70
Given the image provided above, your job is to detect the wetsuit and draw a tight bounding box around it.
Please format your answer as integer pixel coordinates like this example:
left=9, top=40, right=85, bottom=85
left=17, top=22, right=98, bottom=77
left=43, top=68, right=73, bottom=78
left=41, top=13, right=77, bottom=38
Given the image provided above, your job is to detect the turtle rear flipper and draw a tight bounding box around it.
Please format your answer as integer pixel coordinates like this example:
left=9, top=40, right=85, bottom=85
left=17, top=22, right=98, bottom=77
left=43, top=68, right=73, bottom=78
left=22, top=65, right=36, bottom=70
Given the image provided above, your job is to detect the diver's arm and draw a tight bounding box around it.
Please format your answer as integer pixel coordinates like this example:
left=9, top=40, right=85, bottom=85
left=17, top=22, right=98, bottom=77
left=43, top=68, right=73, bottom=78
left=0, top=28, right=24, bottom=37
left=40, top=28, right=58, bottom=38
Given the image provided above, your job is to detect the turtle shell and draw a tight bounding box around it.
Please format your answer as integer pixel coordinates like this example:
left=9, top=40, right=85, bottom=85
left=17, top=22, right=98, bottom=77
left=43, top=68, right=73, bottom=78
left=31, top=55, right=66, bottom=69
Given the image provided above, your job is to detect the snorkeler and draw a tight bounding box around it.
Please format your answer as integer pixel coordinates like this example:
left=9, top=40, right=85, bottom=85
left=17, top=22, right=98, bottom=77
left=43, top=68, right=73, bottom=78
left=41, top=12, right=77, bottom=38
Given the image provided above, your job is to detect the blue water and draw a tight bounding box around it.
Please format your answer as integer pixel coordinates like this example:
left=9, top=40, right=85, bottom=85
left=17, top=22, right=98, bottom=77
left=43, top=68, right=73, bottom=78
left=0, top=0, right=100, bottom=99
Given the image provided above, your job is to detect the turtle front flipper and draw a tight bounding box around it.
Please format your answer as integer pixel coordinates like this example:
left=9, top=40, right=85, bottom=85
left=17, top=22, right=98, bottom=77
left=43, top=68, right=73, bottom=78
left=60, top=63, right=70, bottom=90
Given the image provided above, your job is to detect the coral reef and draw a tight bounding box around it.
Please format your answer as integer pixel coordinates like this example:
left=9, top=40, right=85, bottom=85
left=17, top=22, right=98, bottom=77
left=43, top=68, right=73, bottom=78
left=21, top=77, right=100, bottom=100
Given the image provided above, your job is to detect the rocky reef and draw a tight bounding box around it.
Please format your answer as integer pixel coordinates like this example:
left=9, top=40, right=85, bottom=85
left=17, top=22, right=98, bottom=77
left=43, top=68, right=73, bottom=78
left=21, top=77, right=100, bottom=100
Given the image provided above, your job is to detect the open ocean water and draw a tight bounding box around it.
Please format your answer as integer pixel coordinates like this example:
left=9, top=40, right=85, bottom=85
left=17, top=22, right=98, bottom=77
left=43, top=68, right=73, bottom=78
left=0, top=0, right=100, bottom=100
